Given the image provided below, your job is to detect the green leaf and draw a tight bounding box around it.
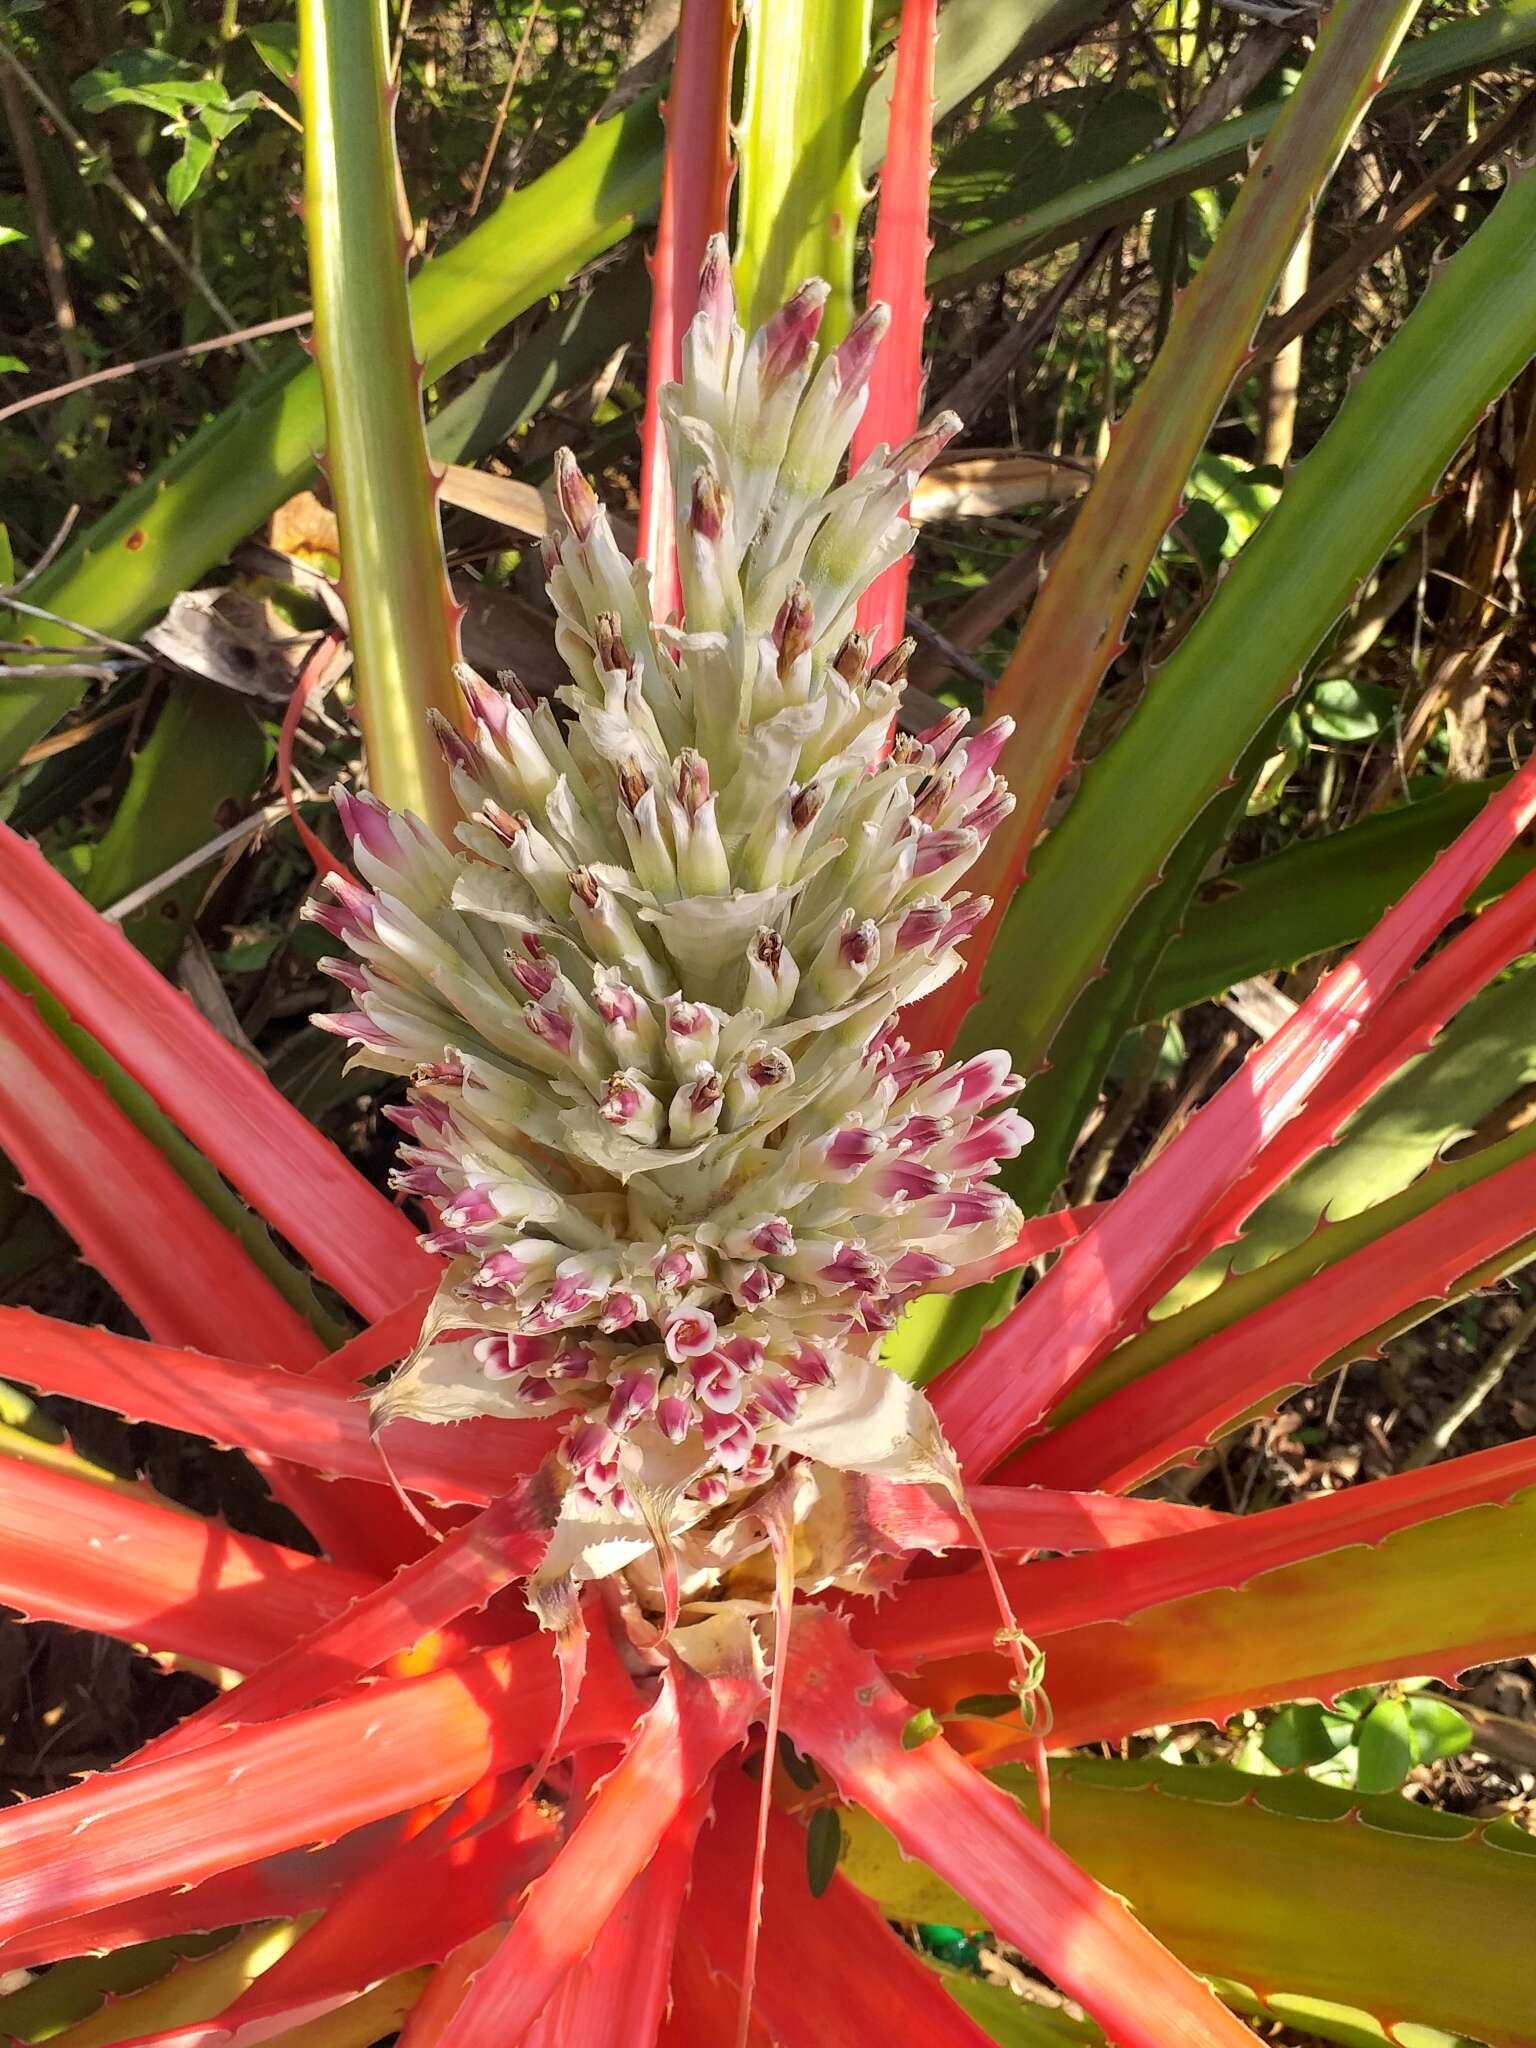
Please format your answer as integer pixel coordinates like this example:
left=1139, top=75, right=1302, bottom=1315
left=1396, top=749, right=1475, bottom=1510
left=165, top=124, right=216, bottom=212
left=961, top=123, right=1536, bottom=1080
left=0, top=89, right=668, bottom=778
left=901, top=1707, right=944, bottom=1749
left=735, top=0, right=873, bottom=338
left=81, top=680, right=266, bottom=969
left=0, top=354, right=28, bottom=374
left=1262, top=1704, right=1356, bottom=1771
left=935, top=1965, right=1102, bottom=2045
left=928, top=0, right=1536, bottom=298
left=1305, top=677, right=1399, bottom=743
left=954, top=1693, right=1020, bottom=1719
left=1355, top=1699, right=1416, bottom=1793
left=1406, top=1696, right=1475, bottom=1764
left=843, top=1760, right=1533, bottom=2046
left=1140, top=773, right=1534, bottom=1019
left=248, top=21, right=300, bottom=86
left=805, top=1806, right=842, bottom=1898
left=930, top=86, right=1164, bottom=235
left=0, top=224, right=26, bottom=248
left=298, top=0, right=464, bottom=831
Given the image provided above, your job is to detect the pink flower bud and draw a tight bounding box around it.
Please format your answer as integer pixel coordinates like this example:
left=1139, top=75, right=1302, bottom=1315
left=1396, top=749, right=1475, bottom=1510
left=912, top=827, right=974, bottom=879
left=760, top=280, right=829, bottom=389
left=754, top=1375, right=802, bottom=1424
left=657, top=1391, right=695, bottom=1444
left=607, top=1367, right=659, bottom=1432
left=598, top=1290, right=644, bottom=1333
left=554, top=447, right=600, bottom=541
left=455, top=665, right=510, bottom=739
left=701, top=1411, right=756, bottom=1472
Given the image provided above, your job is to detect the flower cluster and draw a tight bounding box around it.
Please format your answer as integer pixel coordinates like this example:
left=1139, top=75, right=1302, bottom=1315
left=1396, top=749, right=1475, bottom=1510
left=313, top=241, right=1027, bottom=1579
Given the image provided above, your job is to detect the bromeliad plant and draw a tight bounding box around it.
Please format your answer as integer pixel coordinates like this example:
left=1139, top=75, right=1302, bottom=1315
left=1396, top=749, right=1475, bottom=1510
left=4, top=1, right=1536, bottom=2045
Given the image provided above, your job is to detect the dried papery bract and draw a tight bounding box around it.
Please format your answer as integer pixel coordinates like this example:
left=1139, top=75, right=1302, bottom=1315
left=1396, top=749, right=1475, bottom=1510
left=314, top=243, right=1026, bottom=1609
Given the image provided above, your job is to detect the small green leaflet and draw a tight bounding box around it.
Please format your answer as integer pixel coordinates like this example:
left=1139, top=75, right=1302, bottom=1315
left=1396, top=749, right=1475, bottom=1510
left=805, top=1807, right=843, bottom=1898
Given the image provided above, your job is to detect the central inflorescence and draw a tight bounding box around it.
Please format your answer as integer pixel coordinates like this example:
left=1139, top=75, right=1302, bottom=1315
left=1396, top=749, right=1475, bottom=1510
left=313, top=243, right=1027, bottom=1581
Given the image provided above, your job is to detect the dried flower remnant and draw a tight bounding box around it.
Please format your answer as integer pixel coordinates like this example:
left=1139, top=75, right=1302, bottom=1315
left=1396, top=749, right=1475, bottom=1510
left=313, top=240, right=1025, bottom=1604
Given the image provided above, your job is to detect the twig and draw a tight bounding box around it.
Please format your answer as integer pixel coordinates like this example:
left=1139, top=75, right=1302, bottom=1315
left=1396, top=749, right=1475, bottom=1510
left=0, top=33, right=259, bottom=364
left=0, top=58, right=84, bottom=377
left=468, top=0, right=543, bottom=217
left=0, top=312, right=312, bottom=426
left=9, top=505, right=78, bottom=589
left=1249, top=89, right=1536, bottom=374
left=934, top=233, right=1113, bottom=427
left=100, top=796, right=319, bottom=923
left=903, top=611, right=996, bottom=694
left=1071, top=1022, right=1166, bottom=1205
left=0, top=594, right=146, bottom=662
left=1402, top=1291, right=1536, bottom=1469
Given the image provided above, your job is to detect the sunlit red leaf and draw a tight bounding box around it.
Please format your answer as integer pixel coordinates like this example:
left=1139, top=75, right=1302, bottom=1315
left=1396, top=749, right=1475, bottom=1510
left=685, top=1763, right=993, bottom=2046
left=782, top=1608, right=1255, bottom=2048
left=0, top=1308, right=560, bottom=1504
left=1000, top=1138, right=1536, bottom=1495
left=0, top=1815, right=431, bottom=1973
left=851, top=0, right=938, bottom=651
left=862, top=1477, right=1219, bottom=1554
left=155, top=1783, right=559, bottom=2046
left=637, top=0, right=738, bottom=620
left=1050, top=851, right=1536, bottom=1404
left=0, top=989, right=414, bottom=1570
left=520, top=1790, right=708, bottom=2048
left=434, top=1663, right=759, bottom=2037
left=0, top=1634, right=638, bottom=1946
left=937, top=750, right=1536, bottom=1473
left=861, top=1433, right=1536, bottom=1673
left=142, top=1477, right=556, bottom=1763
left=0, top=824, right=430, bottom=1321
left=0, top=1447, right=371, bottom=1673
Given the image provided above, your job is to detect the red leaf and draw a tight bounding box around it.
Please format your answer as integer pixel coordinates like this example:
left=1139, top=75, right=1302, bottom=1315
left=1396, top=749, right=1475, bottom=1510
left=0, top=988, right=402, bottom=1566
left=165, top=1781, right=560, bottom=2045
left=686, top=1763, right=994, bottom=2046
left=519, top=1789, right=709, bottom=2048
left=0, top=1634, right=639, bottom=1946
left=862, top=1478, right=1219, bottom=1554
left=435, top=1664, right=759, bottom=2037
left=0, top=1813, right=431, bottom=1972
left=0, top=1447, right=371, bottom=1673
left=858, top=1431, right=1536, bottom=1673
left=638, top=0, right=739, bottom=621
left=937, top=750, right=1536, bottom=1473
left=1002, top=1139, right=1536, bottom=1495
left=306, top=1284, right=434, bottom=1388
left=851, top=0, right=939, bottom=652
left=782, top=1608, right=1255, bottom=2048
left=142, top=1477, right=557, bottom=1764
left=0, top=982, right=323, bottom=1367
left=0, top=823, right=431, bottom=1321
left=1048, top=846, right=1536, bottom=1410
left=940, top=1202, right=1104, bottom=1292
left=0, top=1307, right=560, bottom=1504
left=660, top=1931, right=777, bottom=2048
left=396, top=1928, right=506, bottom=2048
